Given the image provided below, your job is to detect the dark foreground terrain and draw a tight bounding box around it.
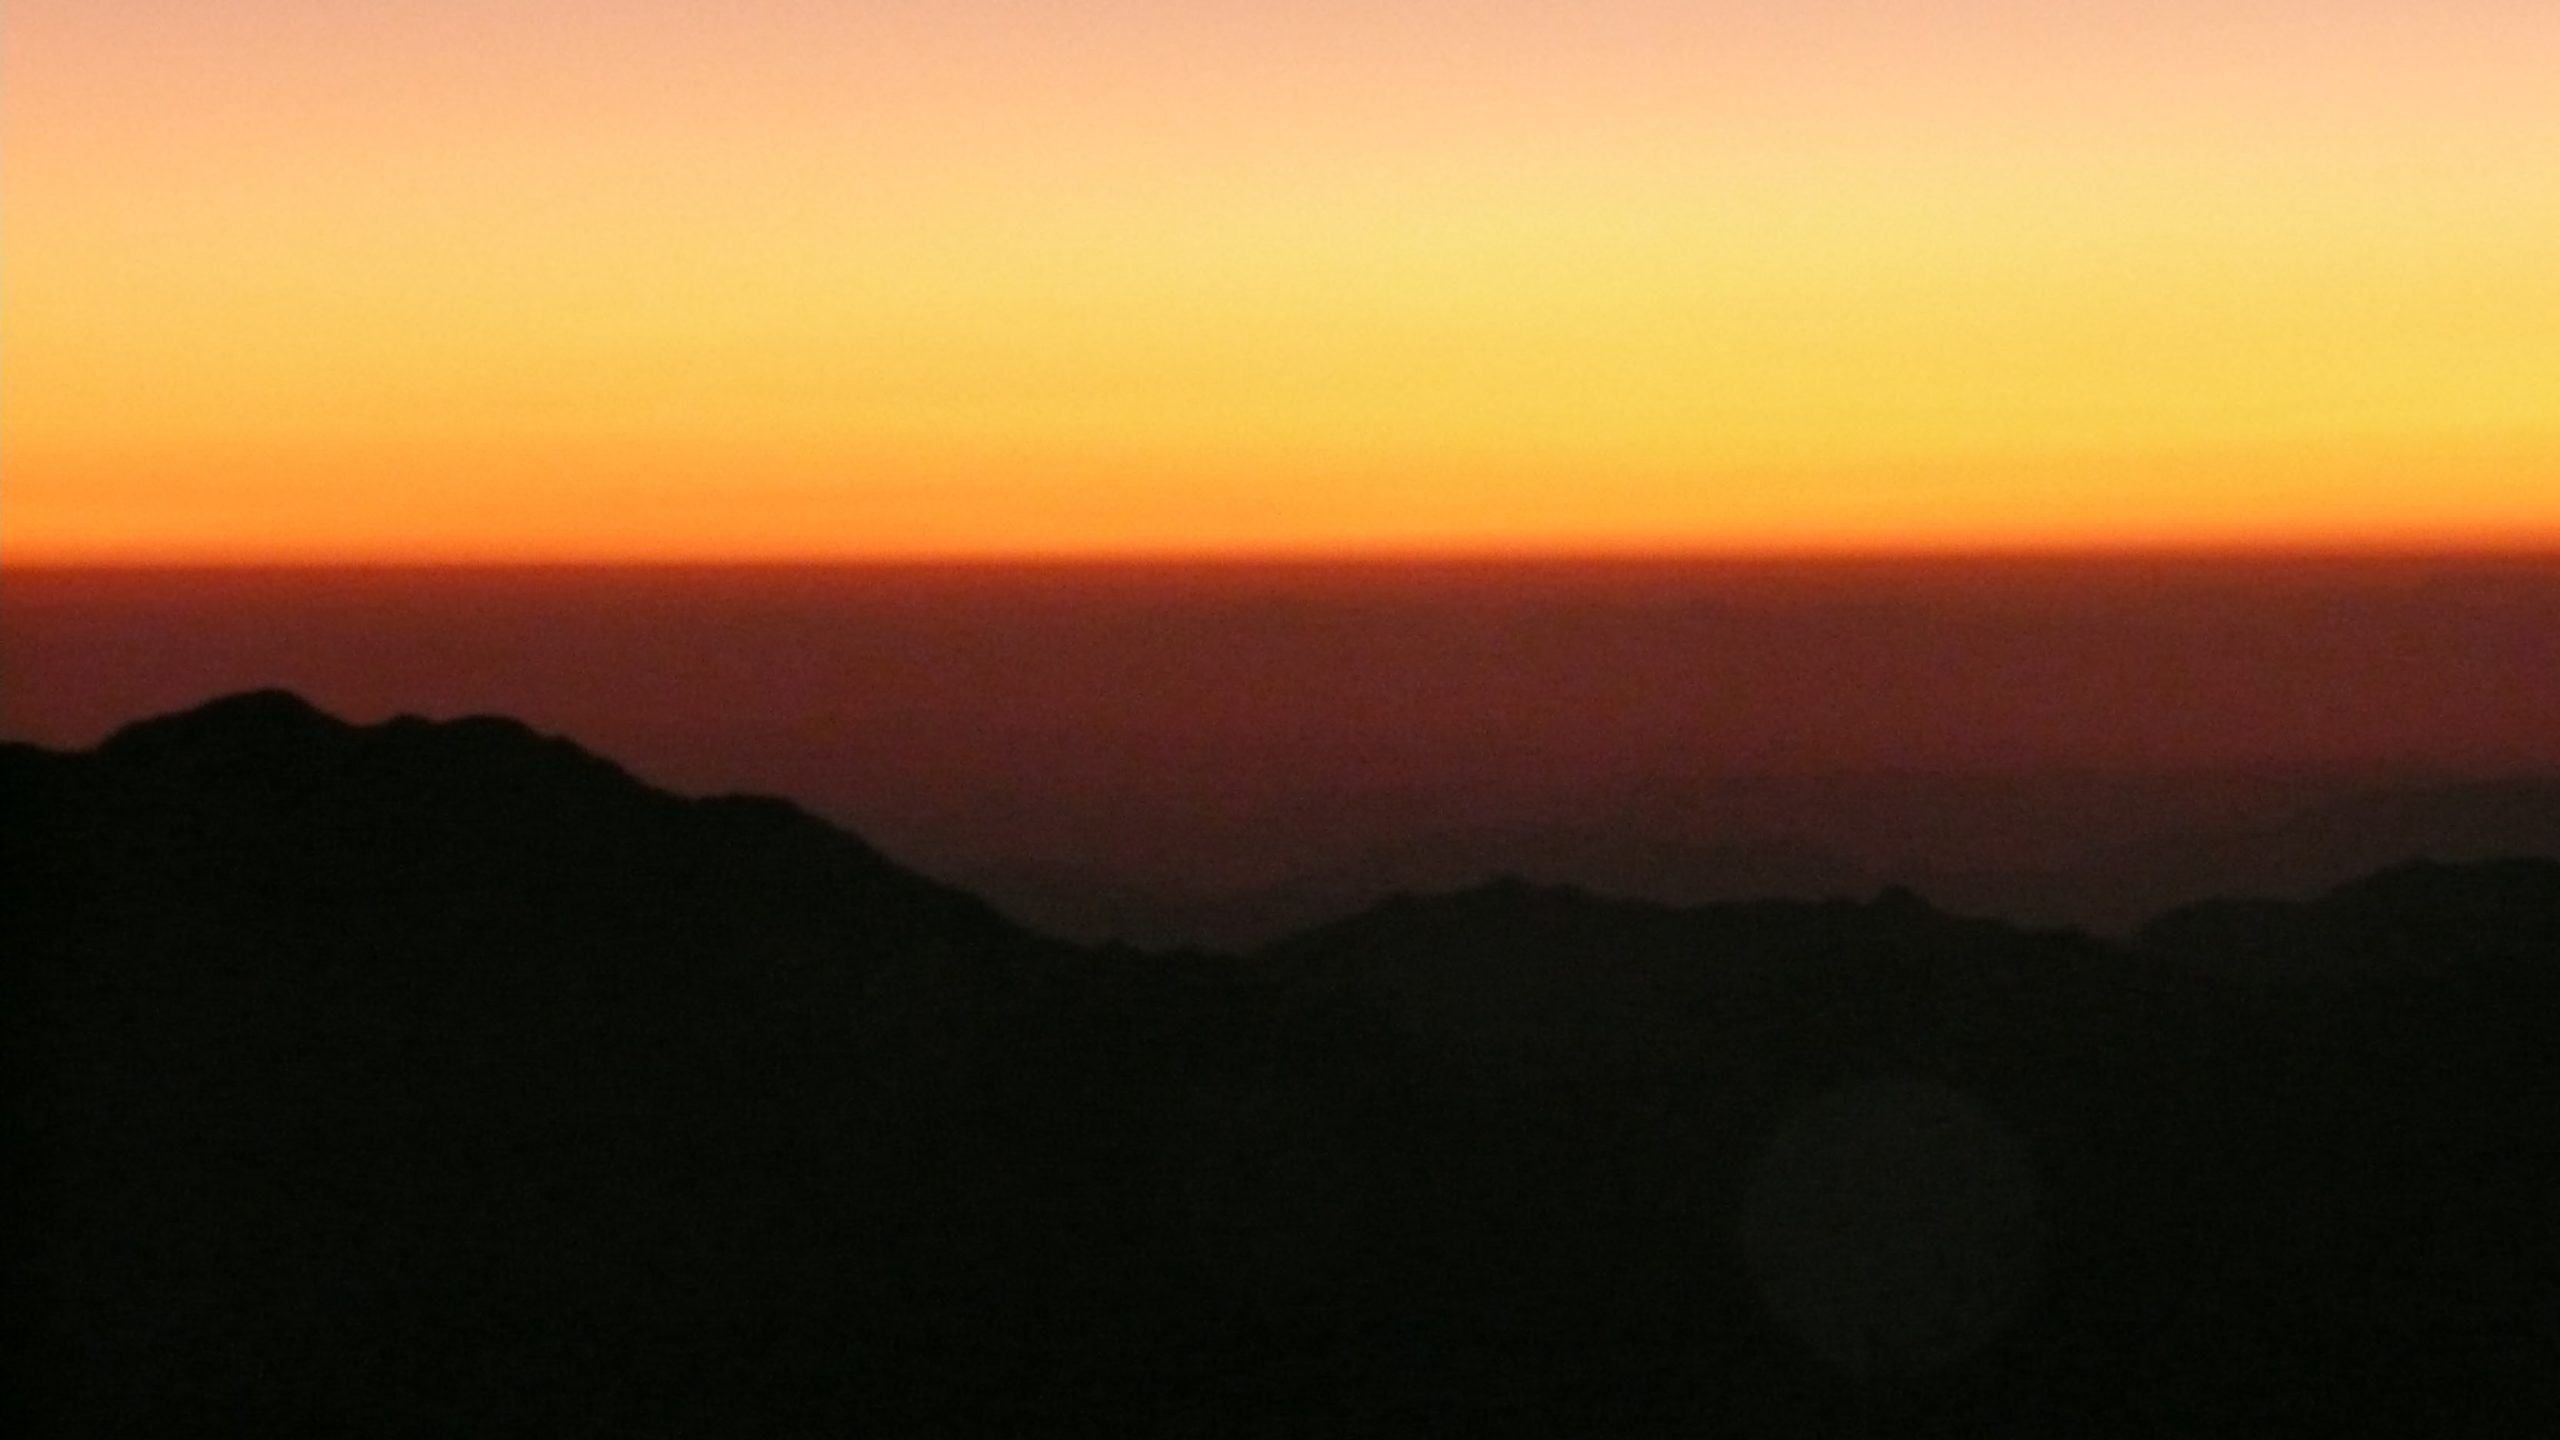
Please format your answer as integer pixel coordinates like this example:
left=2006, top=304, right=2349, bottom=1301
left=6, top=693, right=2557, bottom=1436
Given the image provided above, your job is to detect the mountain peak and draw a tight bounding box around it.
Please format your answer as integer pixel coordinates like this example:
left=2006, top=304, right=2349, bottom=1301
left=29, top=689, right=1032, bottom=950
left=99, top=688, right=351, bottom=761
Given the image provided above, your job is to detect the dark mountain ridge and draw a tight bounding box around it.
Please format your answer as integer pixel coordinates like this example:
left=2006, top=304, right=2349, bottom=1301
left=22, top=688, right=1017, bottom=942
left=6, top=693, right=2558, bottom=1437
left=960, top=770, right=2560, bottom=949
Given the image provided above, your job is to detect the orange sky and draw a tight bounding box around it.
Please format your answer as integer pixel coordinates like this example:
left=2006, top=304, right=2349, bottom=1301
left=8, top=1, right=2559, bottom=562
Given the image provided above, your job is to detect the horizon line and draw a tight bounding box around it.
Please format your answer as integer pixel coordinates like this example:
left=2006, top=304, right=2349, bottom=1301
left=14, top=538, right=2560, bottom=574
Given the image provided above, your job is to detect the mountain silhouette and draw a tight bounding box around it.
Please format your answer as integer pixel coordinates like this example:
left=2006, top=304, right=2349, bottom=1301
left=958, top=772, right=2560, bottom=949
left=6, top=693, right=2557, bottom=1437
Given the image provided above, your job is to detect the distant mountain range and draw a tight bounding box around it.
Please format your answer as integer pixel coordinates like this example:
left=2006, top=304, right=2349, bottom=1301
left=957, top=769, right=2560, bottom=949
left=6, top=693, right=2557, bottom=1436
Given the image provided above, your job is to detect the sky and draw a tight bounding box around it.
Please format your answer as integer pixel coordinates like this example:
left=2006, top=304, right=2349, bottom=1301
left=8, top=1, right=2560, bottom=562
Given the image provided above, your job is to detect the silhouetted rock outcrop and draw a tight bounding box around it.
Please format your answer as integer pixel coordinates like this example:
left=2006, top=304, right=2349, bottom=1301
left=5, top=694, right=2557, bottom=1437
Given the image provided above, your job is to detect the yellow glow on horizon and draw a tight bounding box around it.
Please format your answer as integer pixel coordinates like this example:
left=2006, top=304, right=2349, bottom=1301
left=9, top=1, right=2559, bottom=563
